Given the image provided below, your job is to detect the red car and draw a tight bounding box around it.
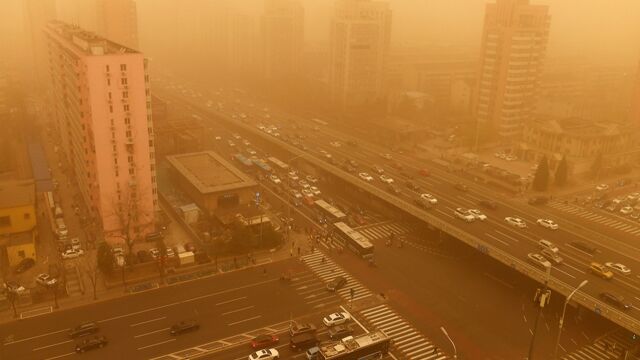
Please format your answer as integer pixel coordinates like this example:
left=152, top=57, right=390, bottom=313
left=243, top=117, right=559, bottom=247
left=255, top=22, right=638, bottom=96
left=419, top=168, right=430, bottom=177
left=251, top=334, right=279, bottom=349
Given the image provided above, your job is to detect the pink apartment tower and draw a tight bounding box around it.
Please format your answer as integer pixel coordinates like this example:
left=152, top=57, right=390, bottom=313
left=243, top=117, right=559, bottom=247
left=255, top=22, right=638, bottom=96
left=45, top=21, right=158, bottom=245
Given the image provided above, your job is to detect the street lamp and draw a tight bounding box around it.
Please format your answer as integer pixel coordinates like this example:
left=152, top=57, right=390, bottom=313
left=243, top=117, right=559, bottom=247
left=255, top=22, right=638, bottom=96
left=440, top=326, right=457, bottom=359
left=528, top=263, right=552, bottom=359
left=554, top=279, right=588, bottom=359
left=285, top=154, right=305, bottom=248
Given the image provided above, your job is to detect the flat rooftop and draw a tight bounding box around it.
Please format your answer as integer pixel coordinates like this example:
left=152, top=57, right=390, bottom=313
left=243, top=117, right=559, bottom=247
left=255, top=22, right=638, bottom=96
left=46, top=21, right=138, bottom=56
left=167, top=151, right=257, bottom=194
left=0, top=180, right=35, bottom=209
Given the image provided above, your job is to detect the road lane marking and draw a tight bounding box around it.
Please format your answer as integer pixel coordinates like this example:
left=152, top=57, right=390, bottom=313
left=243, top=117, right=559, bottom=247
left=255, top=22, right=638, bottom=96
left=130, top=316, right=166, bottom=327
left=494, top=230, right=520, bottom=243
left=4, top=328, right=70, bottom=345
left=552, top=267, right=576, bottom=279
left=216, top=297, right=247, bottom=306
left=484, top=233, right=511, bottom=247
left=561, top=262, right=586, bottom=274
left=134, top=328, right=170, bottom=338
left=221, top=306, right=254, bottom=316
left=483, top=272, right=515, bottom=289
left=227, top=315, right=261, bottom=326
left=42, top=352, right=74, bottom=360
left=136, top=338, right=176, bottom=350
left=32, top=340, right=73, bottom=351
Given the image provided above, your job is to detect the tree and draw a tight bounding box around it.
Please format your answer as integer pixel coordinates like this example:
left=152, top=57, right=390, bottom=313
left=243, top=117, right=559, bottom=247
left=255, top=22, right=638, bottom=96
left=590, top=152, right=604, bottom=179
left=555, top=156, right=568, bottom=186
left=532, top=156, right=550, bottom=191
left=97, top=243, right=115, bottom=275
left=6, top=290, right=18, bottom=318
left=109, top=189, right=155, bottom=257
left=82, top=256, right=100, bottom=300
left=156, top=238, right=168, bottom=283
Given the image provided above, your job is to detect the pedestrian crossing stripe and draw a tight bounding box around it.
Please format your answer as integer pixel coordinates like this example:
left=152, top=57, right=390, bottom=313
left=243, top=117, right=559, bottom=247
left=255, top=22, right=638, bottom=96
left=300, top=252, right=371, bottom=302
left=356, top=222, right=411, bottom=241
left=547, top=202, right=640, bottom=235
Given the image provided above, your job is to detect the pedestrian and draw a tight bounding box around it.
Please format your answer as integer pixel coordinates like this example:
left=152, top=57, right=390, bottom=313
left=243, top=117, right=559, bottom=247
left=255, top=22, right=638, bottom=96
left=262, top=266, right=267, bottom=275
left=432, top=347, right=438, bottom=355
left=297, top=247, right=301, bottom=255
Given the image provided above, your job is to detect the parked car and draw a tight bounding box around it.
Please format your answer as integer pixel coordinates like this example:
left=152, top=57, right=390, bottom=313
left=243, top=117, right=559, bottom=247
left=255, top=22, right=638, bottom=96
left=169, top=320, right=200, bottom=335
left=14, top=258, right=35, bottom=274
left=35, top=273, right=57, bottom=287
left=250, top=334, right=279, bottom=349
left=70, top=237, right=82, bottom=251
left=75, top=336, right=108, bottom=353
left=69, top=322, right=99, bottom=338
left=3, top=281, right=26, bottom=294
left=62, top=248, right=84, bottom=259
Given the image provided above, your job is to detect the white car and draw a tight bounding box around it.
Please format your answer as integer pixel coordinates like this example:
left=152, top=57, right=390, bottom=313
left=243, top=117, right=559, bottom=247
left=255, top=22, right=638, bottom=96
left=301, top=189, right=314, bottom=197
left=454, top=208, right=475, bottom=222
left=228, top=140, right=236, bottom=147
left=330, top=141, right=342, bottom=147
left=61, top=249, right=84, bottom=259
left=595, top=184, right=609, bottom=191
left=319, top=150, right=332, bottom=159
left=288, top=171, right=299, bottom=181
left=246, top=149, right=257, bottom=155
left=214, top=136, right=222, bottom=141
left=359, top=172, right=374, bottom=182
left=528, top=253, right=552, bottom=268
left=269, top=175, right=281, bottom=184
left=323, top=312, right=351, bottom=327
left=538, top=239, right=559, bottom=253
left=420, top=193, right=438, bottom=204
left=36, top=273, right=57, bottom=287
left=372, top=165, right=384, bottom=174
left=71, top=237, right=82, bottom=251
left=379, top=175, right=394, bottom=184
left=310, top=186, right=321, bottom=196
left=605, top=262, right=631, bottom=275
left=505, top=217, right=527, bottom=228
left=536, top=219, right=559, bottom=230
left=306, top=175, right=318, bottom=183
left=243, top=139, right=251, bottom=146
left=380, top=153, right=392, bottom=160
left=248, top=349, right=279, bottom=360
left=298, top=180, right=310, bottom=189
left=620, top=206, right=633, bottom=215
left=467, top=209, right=487, bottom=221
left=290, top=190, right=302, bottom=199
left=505, top=154, right=517, bottom=161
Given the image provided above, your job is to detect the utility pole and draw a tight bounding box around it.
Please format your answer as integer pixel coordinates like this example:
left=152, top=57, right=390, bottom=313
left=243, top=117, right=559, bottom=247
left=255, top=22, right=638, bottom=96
left=528, top=264, right=552, bottom=359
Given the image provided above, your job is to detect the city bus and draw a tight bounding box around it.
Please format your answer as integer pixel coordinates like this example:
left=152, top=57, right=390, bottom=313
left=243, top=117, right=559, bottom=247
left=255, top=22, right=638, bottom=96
left=267, top=156, right=289, bottom=171
left=234, top=153, right=253, bottom=168
left=314, top=199, right=347, bottom=223
left=252, top=158, right=272, bottom=173
left=333, top=222, right=374, bottom=259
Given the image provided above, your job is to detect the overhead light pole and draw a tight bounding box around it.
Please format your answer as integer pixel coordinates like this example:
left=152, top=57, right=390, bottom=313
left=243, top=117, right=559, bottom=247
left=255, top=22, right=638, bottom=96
left=528, top=263, right=552, bottom=359
left=554, top=279, right=588, bottom=359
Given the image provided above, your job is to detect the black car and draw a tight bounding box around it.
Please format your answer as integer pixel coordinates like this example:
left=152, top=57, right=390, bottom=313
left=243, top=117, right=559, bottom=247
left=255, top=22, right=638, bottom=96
left=14, top=258, right=35, bottom=274
left=328, top=325, right=353, bottom=340
left=387, top=184, right=402, bottom=195
left=69, top=322, right=99, bottom=338
left=405, top=181, right=420, bottom=191
left=170, top=320, right=200, bottom=335
left=75, top=336, right=108, bottom=353
left=478, top=200, right=498, bottom=210
left=326, top=276, right=347, bottom=292
left=570, top=241, right=597, bottom=255
left=454, top=183, right=468, bottom=191
left=289, top=323, right=317, bottom=337
left=528, top=196, right=549, bottom=205
left=599, top=292, right=632, bottom=310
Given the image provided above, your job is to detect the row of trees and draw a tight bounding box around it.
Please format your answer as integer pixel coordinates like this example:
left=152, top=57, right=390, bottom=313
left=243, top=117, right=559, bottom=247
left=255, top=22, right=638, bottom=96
left=532, top=153, right=612, bottom=192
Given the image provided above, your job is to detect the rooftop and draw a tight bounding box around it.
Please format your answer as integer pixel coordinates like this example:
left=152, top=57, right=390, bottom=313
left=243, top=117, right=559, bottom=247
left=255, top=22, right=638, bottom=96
left=0, top=180, right=35, bottom=209
left=46, top=21, right=138, bottom=56
left=166, top=151, right=257, bottom=194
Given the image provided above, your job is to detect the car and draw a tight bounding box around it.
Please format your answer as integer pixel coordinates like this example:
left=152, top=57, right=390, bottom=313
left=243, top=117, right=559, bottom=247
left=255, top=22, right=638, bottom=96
left=247, top=148, right=257, bottom=155
left=62, top=248, right=84, bottom=259
left=248, top=348, right=280, bottom=360
left=326, top=276, right=347, bottom=292
left=605, top=262, right=631, bottom=275
left=478, top=200, right=498, bottom=210
left=228, top=140, right=236, bottom=147
left=36, top=273, right=57, bottom=287
left=215, top=136, right=222, bottom=141
left=537, top=219, right=559, bottom=230
left=170, top=320, right=200, bottom=335
left=528, top=196, right=549, bottom=205
left=386, top=183, right=401, bottom=195
left=420, top=193, right=438, bottom=204
left=596, top=184, right=609, bottom=191
left=414, top=197, right=432, bottom=209
left=310, top=186, right=321, bottom=196
left=290, top=190, right=302, bottom=199
left=528, top=253, right=552, bottom=268
left=372, top=165, right=384, bottom=174
left=3, top=281, right=26, bottom=294
left=358, top=172, right=373, bottom=182
left=589, top=262, right=614, bottom=279
left=251, top=334, right=279, bottom=349
left=379, top=174, right=394, bottom=184
left=288, top=171, right=299, bottom=181
left=75, top=336, right=108, bottom=353
left=166, top=248, right=175, bottom=258
left=298, top=179, right=310, bottom=189
left=289, top=323, right=317, bottom=337
left=306, top=346, right=320, bottom=359
left=467, top=209, right=487, bottom=221
left=301, top=189, right=314, bottom=197
left=14, top=257, right=35, bottom=274
left=269, top=175, right=281, bottom=184
left=330, top=141, right=342, bottom=147
left=328, top=325, right=353, bottom=340
left=454, top=208, right=475, bottom=222
left=69, top=322, right=99, bottom=338
left=599, top=292, right=632, bottom=310
left=620, top=206, right=633, bottom=215
left=71, top=237, right=82, bottom=251
left=380, top=153, right=392, bottom=160
left=570, top=241, right=597, bottom=255
left=541, top=248, right=563, bottom=265
left=405, top=181, right=420, bottom=191
left=323, top=312, right=351, bottom=327
left=505, top=217, right=526, bottom=228
left=243, top=139, right=251, bottom=146
left=631, top=212, right=640, bottom=220
left=538, top=239, right=559, bottom=253
left=506, top=154, right=517, bottom=161
left=149, top=248, right=160, bottom=259
left=454, top=183, right=468, bottom=191
left=306, top=175, right=318, bottom=183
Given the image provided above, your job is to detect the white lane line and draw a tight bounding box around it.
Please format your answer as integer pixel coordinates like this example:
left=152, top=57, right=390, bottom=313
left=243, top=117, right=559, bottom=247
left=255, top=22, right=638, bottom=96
left=134, top=327, right=169, bottom=338
left=136, top=338, right=176, bottom=351
left=32, top=340, right=73, bottom=351
left=130, top=316, right=166, bottom=327
left=562, top=262, right=586, bottom=274
left=4, top=328, right=70, bottom=345
left=221, top=306, right=254, bottom=316
left=494, top=230, right=520, bottom=243
left=553, top=267, right=576, bottom=279
left=228, top=315, right=262, bottom=326
left=42, top=352, right=74, bottom=360
left=484, top=233, right=511, bottom=247
left=217, top=297, right=247, bottom=306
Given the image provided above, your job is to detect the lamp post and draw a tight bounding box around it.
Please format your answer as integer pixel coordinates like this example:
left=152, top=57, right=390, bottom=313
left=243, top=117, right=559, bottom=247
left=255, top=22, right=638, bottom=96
left=440, top=326, right=457, bottom=359
left=554, top=280, right=588, bottom=359
left=528, top=263, right=552, bottom=359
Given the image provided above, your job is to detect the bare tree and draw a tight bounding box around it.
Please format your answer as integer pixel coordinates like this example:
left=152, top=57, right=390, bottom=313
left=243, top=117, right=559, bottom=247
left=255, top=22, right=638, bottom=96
left=6, top=290, right=18, bottom=318
left=81, top=255, right=100, bottom=300
left=107, top=186, right=155, bottom=257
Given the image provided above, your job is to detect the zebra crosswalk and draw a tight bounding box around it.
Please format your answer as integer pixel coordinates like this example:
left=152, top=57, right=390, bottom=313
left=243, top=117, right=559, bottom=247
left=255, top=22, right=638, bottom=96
left=354, top=221, right=411, bottom=241
left=359, top=304, right=450, bottom=360
left=300, top=252, right=371, bottom=303
left=562, top=329, right=635, bottom=360
left=547, top=201, right=640, bottom=235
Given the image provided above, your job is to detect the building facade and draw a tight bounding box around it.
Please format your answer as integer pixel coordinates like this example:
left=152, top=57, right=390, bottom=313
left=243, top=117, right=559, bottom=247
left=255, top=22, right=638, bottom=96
left=0, top=180, right=37, bottom=267
left=633, top=60, right=640, bottom=126
left=45, top=22, right=157, bottom=244
left=23, top=0, right=58, bottom=92
left=329, top=0, right=391, bottom=109
left=472, top=0, right=550, bottom=139
left=261, top=0, right=304, bottom=80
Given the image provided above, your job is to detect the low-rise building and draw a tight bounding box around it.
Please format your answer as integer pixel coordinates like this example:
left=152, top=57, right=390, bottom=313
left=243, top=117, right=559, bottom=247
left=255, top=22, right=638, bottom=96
left=0, top=180, right=37, bottom=235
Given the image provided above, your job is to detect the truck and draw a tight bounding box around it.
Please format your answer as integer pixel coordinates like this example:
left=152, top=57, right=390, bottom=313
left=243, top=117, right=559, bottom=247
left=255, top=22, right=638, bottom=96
left=317, top=331, right=390, bottom=360
left=178, top=252, right=195, bottom=266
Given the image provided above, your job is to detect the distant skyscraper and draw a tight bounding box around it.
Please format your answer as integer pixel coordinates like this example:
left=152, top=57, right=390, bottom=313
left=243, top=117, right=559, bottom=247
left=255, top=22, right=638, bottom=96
left=633, top=60, right=640, bottom=126
left=44, top=22, right=158, bottom=243
left=472, top=0, right=550, bottom=140
left=329, top=0, right=391, bottom=110
left=23, top=0, right=57, bottom=91
left=261, top=0, right=304, bottom=80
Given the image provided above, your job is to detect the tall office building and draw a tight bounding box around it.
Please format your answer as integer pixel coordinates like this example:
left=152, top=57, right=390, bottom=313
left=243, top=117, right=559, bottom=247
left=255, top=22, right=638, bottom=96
left=328, top=0, right=391, bottom=109
left=44, top=22, right=157, bottom=243
left=261, top=0, right=304, bottom=80
left=23, top=0, right=58, bottom=91
left=472, top=0, right=550, bottom=139
left=633, top=60, right=640, bottom=126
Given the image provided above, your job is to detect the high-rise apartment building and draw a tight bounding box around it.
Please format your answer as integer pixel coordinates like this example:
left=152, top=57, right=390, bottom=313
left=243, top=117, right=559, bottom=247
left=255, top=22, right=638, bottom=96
left=329, top=0, right=392, bottom=110
left=633, top=60, right=640, bottom=126
left=261, top=0, right=304, bottom=80
left=23, top=0, right=57, bottom=91
left=44, top=21, right=157, bottom=243
left=472, top=0, right=550, bottom=139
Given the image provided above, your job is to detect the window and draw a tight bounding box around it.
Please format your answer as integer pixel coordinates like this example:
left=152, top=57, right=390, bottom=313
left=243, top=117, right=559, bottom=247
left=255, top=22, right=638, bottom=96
left=120, top=64, right=127, bottom=71
left=128, top=155, right=133, bottom=163
left=129, top=168, right=135, bottom=175
left=106, top=65, right=110, bottom=72
left=18, top=250, right=25, bottom=257
left=122, top=91, right=128, bottom=98
left=24, top=213, right=31, bottom=220
left=109, top=105, right=113, bottom=113
left=149, top=140, right=153, bottom=147
left=107, top=79, right=111, bottom=86
left=124, top=117, right=130, bottom=125
left=126, top=130, right=132, bottom=138
left=121, top=78, right=128, bottom=85
left=108, top=92, right=112, bottom=99
left=123, top=104, right=129, bottom=111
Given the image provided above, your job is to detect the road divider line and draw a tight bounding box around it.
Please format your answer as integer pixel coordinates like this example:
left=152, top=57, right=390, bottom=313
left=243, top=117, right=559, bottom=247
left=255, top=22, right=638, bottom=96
left=134, top=327, right=170, bottom=338
left=32, top=340, right=73, bottom=351
left=553, top=267, right=576, bottom=279
left=136, top=338, right=176, bottom=351
left=216, top=296, right=247, bottom=306
left=4, top=328, right=70, bottom=345
left=42, top=352, right=74, bottom=360
left=227, top=315, right=261, bottom=326
left=221, top=306, right=254, bottom=316
left=130, top=316, right=166, bottom=327
left=484, top=233, right=511, bottom=247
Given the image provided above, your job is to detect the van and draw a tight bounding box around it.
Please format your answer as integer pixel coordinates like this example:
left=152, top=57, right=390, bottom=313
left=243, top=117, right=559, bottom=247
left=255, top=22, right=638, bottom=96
left=538, top=239, right=559, bottom=253
left=290, top=333, right=317, bottom=351
left=305, top=346, right=320, bottom=359
left=55, top=218, right=68, bottom=238
left=54, top=206, right=64, bottom=219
